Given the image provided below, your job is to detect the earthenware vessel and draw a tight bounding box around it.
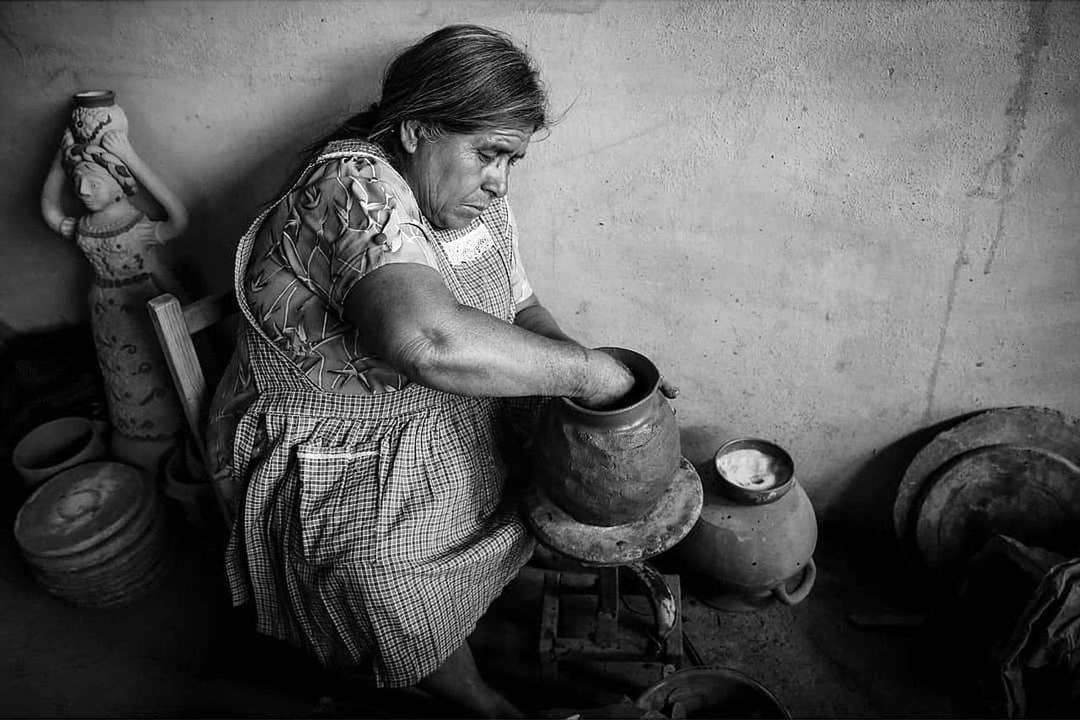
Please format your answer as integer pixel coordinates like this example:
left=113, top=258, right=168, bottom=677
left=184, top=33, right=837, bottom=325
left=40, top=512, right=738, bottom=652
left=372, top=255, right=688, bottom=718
left=162, top=436, right=217, bottom=530
left=69, top=90, right=129, bottom=144
left=533, top=347, right=681, bottom=526
left=12, top=416, right=108, bottom=488
left=672, top=438, right=818, bottom=611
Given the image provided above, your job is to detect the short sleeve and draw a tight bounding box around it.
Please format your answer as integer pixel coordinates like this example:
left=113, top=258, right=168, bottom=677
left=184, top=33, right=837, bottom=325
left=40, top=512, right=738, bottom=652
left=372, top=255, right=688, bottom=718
left=506, top=202, right=534, bottom=307
left=266, top=154, right=438, bottom=315
left=321, top=155, right=439, bottom=311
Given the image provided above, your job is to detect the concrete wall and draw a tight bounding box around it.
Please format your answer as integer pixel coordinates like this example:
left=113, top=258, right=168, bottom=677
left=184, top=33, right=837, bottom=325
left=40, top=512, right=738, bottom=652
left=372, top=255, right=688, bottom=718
left=2, top=0, right=1078, bottom=533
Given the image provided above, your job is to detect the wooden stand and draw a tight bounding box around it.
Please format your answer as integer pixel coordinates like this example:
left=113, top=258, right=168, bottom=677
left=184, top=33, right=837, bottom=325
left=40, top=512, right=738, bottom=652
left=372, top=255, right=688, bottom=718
left=539, top=565, right=684, bottom=691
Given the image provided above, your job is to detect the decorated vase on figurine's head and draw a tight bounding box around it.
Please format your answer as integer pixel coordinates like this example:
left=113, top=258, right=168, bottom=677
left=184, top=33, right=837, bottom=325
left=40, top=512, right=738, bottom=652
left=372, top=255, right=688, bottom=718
left=69, top=90, right=129, bottom=145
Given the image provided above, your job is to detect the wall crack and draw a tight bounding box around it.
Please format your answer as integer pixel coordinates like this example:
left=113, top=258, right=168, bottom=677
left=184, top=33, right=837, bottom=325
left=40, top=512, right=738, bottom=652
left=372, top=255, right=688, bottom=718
left=924, top=0, right=1050, bottom=420
left=968, top=0, right=1048, bottom=275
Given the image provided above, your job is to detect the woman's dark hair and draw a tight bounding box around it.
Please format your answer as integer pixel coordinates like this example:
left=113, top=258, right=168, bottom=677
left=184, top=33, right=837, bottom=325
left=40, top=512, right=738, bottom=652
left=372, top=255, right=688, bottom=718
left=319, top=24, right=549, bottom=154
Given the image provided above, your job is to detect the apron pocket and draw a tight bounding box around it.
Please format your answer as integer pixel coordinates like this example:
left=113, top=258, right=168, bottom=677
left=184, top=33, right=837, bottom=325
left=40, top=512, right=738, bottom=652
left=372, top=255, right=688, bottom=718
left=295, top=441, right=381, bottom=565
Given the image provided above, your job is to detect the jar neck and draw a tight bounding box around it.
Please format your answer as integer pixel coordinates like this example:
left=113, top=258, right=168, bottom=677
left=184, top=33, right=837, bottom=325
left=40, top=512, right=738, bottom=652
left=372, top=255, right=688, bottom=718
left=556, top=388, right=667, bottom=429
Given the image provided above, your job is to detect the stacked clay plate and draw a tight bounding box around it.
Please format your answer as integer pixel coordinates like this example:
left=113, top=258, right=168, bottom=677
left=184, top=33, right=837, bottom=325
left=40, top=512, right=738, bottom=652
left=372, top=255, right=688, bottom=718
left=893, top=406, right=1080, bottom=578
left=14, top=460, right=171, bottom=607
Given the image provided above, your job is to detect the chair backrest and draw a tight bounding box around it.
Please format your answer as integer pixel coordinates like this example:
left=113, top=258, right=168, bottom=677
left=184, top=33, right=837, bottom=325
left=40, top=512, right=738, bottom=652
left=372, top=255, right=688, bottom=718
left=147, top=290, right=239, bottom=526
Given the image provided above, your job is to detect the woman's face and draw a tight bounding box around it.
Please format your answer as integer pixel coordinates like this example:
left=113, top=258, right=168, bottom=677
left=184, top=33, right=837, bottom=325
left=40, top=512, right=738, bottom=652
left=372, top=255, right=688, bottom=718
left=400, top=122, right=532, bottom=230
left=72, top=163, right=123, bottom=212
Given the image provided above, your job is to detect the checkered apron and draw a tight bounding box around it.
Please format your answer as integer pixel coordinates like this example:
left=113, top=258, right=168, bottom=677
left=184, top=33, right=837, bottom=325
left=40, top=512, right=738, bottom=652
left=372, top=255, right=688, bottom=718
left=224, top=144, right=534, bottom=687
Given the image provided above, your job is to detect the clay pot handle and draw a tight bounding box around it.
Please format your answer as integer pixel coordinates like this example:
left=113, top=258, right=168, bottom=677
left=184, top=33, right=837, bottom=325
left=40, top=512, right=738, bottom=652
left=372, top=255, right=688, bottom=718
left=627, top=561, right=679, bottom=647
left=772, top=557, right=817, bottom=606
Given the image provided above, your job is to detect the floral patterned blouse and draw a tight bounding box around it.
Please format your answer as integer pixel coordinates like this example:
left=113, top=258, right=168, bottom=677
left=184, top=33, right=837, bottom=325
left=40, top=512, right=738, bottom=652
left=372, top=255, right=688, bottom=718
left=241, top=140, right=533, bottom=395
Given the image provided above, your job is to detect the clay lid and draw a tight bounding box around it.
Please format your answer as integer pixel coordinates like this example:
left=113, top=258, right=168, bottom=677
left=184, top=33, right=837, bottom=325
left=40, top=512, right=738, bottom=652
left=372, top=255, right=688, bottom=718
left=526, top=457, right=703, bottom=566
left=14, top=461, right=149, bottom=559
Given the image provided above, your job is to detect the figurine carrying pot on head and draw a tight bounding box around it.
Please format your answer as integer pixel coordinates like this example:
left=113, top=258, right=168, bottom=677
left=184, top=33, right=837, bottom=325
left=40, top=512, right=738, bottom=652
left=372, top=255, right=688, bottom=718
left=68, top=90, right=130, bottom=145
left=40, top=95, right=188, bottom=471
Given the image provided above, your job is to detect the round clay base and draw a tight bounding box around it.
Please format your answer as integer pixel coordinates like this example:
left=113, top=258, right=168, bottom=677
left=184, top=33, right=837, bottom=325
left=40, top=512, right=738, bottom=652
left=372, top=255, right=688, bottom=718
left=693, top=586, right=776, bottom=613
left=525, top=457, right=703, bottom=566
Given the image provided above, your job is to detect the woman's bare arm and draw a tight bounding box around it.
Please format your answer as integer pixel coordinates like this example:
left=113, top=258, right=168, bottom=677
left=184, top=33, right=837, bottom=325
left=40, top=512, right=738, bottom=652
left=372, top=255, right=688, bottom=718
left=344, top=263, right=634, bottom=407
left=515, top=292, right=682, bottom=400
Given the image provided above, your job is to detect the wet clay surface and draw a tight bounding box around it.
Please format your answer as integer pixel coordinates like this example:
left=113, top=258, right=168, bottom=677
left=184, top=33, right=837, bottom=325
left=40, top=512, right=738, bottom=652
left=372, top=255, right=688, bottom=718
left=535, top=395, right=681, bottom=527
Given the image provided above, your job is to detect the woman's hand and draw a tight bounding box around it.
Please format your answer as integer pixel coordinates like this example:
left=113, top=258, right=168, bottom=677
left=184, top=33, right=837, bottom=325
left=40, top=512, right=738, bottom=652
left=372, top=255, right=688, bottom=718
left=572, top=349, right=636, bottom=410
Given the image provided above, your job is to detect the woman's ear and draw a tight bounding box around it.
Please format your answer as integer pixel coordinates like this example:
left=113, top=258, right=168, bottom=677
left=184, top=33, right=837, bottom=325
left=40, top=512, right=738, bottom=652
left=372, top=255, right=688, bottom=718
left=399, top=120, right=422, bottom=155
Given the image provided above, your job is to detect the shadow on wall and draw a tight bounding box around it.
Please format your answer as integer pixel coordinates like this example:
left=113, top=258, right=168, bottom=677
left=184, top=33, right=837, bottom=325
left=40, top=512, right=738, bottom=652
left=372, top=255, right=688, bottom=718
left=826, top=410, right=985, bottom=549
left=168, top=48, right=391, bottom=304
left=171, top=146, right=301, bottom=302
left=679, top=425, right=732, bottom=469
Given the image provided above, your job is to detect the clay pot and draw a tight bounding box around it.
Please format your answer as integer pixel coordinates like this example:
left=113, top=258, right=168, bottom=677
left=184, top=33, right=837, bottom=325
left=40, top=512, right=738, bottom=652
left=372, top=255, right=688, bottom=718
left=12, top=416, right=108, bottom=488
left=69, top=90, right=128, bottom=144
left=672, top=438, right=818, bottom=611
left=533, top=347, right=681, bottom=526
left=162, top=438, right=216, bottom=529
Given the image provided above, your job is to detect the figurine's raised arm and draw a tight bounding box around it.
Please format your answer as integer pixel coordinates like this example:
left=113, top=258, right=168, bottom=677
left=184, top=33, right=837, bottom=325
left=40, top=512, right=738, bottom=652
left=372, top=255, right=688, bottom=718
left=40, top=129, right=78, bottom=239
left=99, top=130, right=188, bottom=242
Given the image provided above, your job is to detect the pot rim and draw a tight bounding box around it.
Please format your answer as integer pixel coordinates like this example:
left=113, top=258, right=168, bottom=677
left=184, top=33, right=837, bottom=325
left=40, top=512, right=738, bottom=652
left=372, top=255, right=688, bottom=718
left=13, top=416, right=98, bottom=470
left=72, top=90, right=116, bottom=107
left=635, top=664, right=792, bottom=719
left=562, top=346, right=661, bottom=417
left=713, top=437, right=795, bottom=503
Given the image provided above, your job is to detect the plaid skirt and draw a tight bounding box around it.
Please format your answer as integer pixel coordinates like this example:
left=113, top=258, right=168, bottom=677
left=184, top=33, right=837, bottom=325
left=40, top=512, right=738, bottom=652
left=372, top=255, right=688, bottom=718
left=224, top=327, right=534, bottom=687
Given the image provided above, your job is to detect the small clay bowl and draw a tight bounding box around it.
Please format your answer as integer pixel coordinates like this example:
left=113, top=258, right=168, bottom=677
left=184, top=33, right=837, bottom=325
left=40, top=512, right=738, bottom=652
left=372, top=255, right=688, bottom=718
left=713, top=437, right=795, bottom=505
left=12, top=416, right=107, bottom=488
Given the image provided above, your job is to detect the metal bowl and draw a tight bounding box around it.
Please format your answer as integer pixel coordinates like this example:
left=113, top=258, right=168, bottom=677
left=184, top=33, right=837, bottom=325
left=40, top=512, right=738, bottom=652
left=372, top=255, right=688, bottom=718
left=636, top=665, right=791, bottom=719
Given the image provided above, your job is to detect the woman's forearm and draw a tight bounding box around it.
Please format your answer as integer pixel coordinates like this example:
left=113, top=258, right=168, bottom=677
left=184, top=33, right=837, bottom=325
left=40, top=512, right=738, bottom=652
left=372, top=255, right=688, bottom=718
left=347, top=265, right=634, bottom=405
left=398, top=305, right=613, bottom=398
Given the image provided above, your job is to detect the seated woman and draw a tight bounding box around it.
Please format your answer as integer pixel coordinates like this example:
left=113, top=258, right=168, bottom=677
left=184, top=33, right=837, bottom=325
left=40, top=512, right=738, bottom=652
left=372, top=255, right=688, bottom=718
left=209, top=23, right=662, bottom=718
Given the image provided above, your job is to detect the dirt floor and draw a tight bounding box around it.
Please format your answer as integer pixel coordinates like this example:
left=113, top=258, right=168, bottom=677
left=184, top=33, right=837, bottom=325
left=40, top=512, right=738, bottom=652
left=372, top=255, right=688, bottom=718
left=0, top=466, right=1007, bottom=720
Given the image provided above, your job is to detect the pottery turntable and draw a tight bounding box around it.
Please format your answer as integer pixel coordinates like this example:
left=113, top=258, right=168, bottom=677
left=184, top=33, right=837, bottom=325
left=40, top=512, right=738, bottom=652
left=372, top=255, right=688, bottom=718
left=524, top=348, right=703, bottom=688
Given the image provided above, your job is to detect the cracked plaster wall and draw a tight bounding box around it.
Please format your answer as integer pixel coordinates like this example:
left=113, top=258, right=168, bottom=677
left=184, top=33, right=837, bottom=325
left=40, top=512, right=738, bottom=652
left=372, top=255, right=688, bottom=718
left=1, top=0, right=1078, bottom=533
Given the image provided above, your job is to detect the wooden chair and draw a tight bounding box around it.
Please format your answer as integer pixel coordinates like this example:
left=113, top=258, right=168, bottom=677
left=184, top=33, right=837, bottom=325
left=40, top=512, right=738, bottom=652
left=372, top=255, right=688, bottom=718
left=147, top=290, right=239, bottom=529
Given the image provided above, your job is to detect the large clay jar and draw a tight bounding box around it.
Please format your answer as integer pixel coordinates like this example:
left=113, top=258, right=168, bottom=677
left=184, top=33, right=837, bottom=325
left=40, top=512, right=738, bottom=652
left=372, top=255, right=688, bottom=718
left=672, top=438, right=818, bottom=611
left=69, top=90, right=129, bottom=144
left=533, top=347, right=681, bottom=526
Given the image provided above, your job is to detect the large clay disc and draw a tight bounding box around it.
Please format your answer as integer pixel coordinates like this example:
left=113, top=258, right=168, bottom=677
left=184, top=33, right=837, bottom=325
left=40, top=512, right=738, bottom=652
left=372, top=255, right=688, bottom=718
left=526, top=456, right=703, bottom=566
left=893, top=406, right=1080, bottom=564
left=914, top=444, right=1080, bottom=575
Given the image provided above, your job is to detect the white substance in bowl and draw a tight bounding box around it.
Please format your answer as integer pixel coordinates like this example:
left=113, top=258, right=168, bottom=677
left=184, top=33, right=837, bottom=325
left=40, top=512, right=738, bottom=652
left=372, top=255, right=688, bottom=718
left=717, top=448, right=780, bottom=490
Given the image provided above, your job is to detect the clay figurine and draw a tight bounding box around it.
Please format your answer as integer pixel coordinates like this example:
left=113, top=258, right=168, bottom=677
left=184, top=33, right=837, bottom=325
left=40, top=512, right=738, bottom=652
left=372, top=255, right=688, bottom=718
left=40, top=91, right=188, bottom=471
